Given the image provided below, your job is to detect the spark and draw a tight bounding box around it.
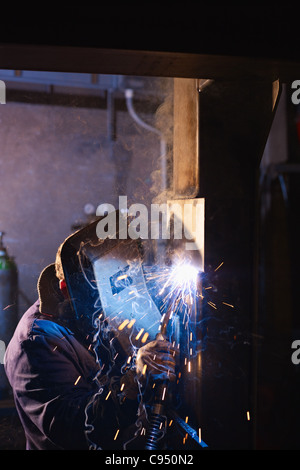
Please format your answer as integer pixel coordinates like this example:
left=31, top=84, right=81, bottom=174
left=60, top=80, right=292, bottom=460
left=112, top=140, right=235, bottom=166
left=118, top=319, right=130, bottom=331
left=141, top=332, right=149, bottom=343
left=188, top=361, right=191, bottom=372
left=135, top=328, right=144, bottom=340
left=142, top=364, right=147, bottom=375
left=161, top=386, right=167, bottom=401
left=3, top=304, right=15, bottom=310
left=127, top=319, right=136, bottom=329
left=214, top=261, right=224, bottom=272
left=105, top=390, right=111, bottom=400
left=207, top=301, right=217, bottom=310
left=247, top=411, right=251, bottom=421
left=199, top=428, right=202, bottom=443
left=169, top=420, right=173, bottom=427
left=117, top=274, right=127, bottom=281
left=114, top=429, right=120, bottom=440
left=120, top=383, right=125, bottom=392
left=222, top=302, right=234, bottom=309
left=74, top=375, right=81, bottom=386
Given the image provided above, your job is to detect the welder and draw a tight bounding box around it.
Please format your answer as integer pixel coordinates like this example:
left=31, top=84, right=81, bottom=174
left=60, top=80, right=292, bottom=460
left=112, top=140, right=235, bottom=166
left=4, top=218, right=178, bottom=450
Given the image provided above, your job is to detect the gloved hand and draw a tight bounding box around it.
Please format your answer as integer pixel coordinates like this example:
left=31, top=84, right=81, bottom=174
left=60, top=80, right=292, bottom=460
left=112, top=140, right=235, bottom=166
left=135, top=338, right=178, bottom=383
left=119, top=369, right=140, bottom=400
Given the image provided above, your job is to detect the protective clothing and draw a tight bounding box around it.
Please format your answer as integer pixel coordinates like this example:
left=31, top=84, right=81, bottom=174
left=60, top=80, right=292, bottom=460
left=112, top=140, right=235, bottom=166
left=136, top=339, right=177, bottom=383
left=4, top=299, right=143, bottom=450
left=4, top=218, right=178, bottom=450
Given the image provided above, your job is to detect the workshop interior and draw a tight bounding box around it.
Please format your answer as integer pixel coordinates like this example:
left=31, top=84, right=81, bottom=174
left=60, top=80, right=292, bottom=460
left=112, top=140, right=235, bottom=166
left=0, top=10, right=300, bottom=450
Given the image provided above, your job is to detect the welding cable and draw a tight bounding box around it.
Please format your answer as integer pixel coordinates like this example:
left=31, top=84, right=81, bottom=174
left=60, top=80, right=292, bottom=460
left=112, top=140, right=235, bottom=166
left=142, top=306, right=176, bottom=450
left=144, top=270, right=201, bottom=449
left=143, top=350, right=171, bottom=451
left=135, top=336, right=176, bottom=449
left=145, top=381, right=168, bottom=450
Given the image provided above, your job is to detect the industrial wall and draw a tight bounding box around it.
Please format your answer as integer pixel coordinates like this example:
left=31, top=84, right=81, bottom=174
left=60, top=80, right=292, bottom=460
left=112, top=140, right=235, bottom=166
left=0, top=92, right=163, bottom=315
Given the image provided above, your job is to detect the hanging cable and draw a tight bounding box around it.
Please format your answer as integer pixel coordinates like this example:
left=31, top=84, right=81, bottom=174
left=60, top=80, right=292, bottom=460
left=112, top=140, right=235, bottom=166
left=125, top=89, right=167, bottom=191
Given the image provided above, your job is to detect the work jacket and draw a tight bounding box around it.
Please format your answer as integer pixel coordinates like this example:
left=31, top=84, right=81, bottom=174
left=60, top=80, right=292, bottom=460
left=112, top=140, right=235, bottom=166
left=4, top=300, right=141, bottom=450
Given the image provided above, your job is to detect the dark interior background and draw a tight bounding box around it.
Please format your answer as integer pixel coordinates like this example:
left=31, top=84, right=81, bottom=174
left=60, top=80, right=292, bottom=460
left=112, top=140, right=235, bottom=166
left=0, top=6, right=299, bottom=451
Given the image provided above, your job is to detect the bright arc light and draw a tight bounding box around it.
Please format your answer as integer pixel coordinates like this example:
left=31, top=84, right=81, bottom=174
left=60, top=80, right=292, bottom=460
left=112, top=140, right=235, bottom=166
left=171, top=263, right=199, bottom=288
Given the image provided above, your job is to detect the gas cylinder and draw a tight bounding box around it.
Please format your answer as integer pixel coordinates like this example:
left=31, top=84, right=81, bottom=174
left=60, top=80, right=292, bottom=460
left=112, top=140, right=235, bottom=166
left=0, top=231, right=18, bottom=398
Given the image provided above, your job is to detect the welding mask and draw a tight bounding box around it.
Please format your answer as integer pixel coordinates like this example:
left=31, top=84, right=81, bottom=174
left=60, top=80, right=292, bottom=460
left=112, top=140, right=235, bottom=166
left=58, top=215, right=163, bottom=355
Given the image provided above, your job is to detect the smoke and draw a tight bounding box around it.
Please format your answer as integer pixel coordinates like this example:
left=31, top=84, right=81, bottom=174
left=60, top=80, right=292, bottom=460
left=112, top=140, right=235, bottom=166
left=80, top=77, right=251, bottom=448
left=150, top=82, right=174, bottom=204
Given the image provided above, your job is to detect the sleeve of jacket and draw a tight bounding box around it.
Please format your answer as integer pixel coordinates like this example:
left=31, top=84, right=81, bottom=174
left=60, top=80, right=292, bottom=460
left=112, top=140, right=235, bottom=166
left=13, top=319, right=137, bottom=450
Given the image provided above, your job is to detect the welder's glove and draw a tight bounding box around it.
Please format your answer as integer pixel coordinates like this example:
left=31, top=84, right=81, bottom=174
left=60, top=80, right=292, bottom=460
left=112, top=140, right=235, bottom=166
left=135, top=339, right=178, bottom=383
left=119, top=369, right=140, bottom=401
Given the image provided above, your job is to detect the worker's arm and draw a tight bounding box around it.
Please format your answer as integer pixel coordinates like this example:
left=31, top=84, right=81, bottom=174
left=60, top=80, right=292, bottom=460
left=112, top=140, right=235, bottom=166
left=11, top=320, right=138, bottom=449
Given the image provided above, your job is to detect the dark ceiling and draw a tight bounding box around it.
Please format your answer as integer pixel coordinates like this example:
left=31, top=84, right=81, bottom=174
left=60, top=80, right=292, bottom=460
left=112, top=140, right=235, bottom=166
left=2, top=6, right=299, bottom=61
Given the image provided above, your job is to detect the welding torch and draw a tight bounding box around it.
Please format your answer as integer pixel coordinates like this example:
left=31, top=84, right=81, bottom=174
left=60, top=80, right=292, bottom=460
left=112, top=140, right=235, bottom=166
left=144, top=267, right=202, bottom=450
left=144, top=303, right=176, bottom=450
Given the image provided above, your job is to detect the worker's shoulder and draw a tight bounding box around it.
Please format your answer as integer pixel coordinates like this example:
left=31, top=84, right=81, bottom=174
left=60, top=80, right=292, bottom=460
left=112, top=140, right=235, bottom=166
left=31, top=316, right=72, bottom=340
left=19, top=300, right=73, bottom=343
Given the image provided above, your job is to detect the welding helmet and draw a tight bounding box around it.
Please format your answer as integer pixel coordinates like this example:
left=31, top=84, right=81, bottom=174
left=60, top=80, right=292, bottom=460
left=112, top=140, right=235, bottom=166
left=57, top=214, right=163, bottom=355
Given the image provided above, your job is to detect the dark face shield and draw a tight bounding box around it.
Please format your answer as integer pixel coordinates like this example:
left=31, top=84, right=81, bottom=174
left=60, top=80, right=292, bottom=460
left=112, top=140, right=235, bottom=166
left=59, top=218, right=162, bottom=355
